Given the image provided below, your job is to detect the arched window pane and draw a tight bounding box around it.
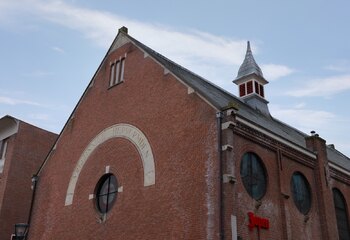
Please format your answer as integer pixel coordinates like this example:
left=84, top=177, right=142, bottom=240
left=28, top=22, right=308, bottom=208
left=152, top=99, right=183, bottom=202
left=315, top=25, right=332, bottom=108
left=109, top=64, right=115, bottom=86
left=333, top=188, right=350, bottom=240
left=240, top=152, right=267, bottom=200
left=291, top=172, right=311, bottom=215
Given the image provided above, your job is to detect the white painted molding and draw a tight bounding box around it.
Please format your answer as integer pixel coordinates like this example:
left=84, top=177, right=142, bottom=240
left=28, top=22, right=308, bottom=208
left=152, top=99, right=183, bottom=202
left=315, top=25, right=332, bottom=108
left=0, top=116, right=19, bottom=141
left=118, top=186, right=123, bottom=193
left=105, top=165, right=110, bottom=173
left=329, top=162, right=350, bottom=177
left=231, top=215, right=237, bottom=240
left=65, top=123, right=155, bottom=206
left=89, top=194, right=94, bottom=200
left=144, top=52, right=149, bottom=58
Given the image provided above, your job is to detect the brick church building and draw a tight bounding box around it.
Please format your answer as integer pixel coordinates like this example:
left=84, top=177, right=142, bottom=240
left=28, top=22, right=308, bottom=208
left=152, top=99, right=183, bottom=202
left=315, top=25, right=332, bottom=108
left=24, top=27, right=350, bottom=239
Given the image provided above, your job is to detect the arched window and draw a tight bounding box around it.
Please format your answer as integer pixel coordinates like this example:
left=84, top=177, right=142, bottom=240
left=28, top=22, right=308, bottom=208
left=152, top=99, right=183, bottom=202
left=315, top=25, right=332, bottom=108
left=240, top=152, right=267, bottom=200
left=95, top=174, right=118, bottom=214
left=291, top=172, right=311, bottom=215
left=109, top=58, right=126, bottom=87
left=333, top=188, right=350, bottom=240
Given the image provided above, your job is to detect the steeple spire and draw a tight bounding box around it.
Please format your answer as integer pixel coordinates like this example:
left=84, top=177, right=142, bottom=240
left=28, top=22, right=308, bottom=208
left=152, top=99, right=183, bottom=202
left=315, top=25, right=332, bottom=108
left=236, top=41, right=264, bottom=79
left=233, top=41, right=270, bottom=116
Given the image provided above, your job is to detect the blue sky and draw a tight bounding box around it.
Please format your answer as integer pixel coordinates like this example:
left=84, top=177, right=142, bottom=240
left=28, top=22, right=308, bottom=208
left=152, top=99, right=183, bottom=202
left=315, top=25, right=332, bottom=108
left=1, top=0, right=350, bottom=156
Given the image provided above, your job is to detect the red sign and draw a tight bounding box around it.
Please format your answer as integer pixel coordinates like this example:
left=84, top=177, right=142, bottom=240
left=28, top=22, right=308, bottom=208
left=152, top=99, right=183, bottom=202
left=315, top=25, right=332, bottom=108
left=248, top=212, right=270, bottom=230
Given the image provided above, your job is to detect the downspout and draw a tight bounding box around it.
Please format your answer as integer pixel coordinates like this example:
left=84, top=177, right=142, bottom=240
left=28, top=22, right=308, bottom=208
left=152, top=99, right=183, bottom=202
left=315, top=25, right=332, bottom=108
left=26, top=174, right=38, bottom=239
left=216, top=112, right=224, bottom=240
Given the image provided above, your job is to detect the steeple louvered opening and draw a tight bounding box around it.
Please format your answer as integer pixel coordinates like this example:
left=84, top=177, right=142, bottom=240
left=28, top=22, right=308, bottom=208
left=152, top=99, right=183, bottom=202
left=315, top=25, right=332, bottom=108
left=238, top=80, right=265, bottom=98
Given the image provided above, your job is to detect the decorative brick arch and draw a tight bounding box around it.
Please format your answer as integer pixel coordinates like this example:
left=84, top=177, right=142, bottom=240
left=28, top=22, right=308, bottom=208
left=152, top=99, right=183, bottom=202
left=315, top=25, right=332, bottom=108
left=65, top=123, right=155, bottom=206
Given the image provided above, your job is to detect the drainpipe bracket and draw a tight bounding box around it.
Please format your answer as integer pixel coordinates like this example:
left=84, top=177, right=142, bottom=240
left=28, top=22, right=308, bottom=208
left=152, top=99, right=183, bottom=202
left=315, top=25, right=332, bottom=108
left=223, top=174, right=236, bottom=184
left=222, top=144, right=233, bottom=151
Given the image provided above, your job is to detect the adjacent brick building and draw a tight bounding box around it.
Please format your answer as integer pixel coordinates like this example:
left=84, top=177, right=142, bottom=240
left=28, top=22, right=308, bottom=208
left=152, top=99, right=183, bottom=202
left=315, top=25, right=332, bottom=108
left=26, top=27, right=350, bottom=239
left=0, top=115, right=57, bottom=240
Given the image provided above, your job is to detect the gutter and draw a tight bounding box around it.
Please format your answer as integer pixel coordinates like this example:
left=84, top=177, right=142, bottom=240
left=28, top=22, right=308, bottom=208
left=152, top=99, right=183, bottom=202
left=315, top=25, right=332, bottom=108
left=216, top=112, right=224, bottom=240
left=26, top=174, right=38, bottom=239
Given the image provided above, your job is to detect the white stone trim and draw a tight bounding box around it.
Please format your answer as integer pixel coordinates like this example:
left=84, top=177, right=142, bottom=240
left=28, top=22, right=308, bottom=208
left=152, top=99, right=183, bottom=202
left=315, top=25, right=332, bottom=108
left=105, top=165, right=110, bottom=173
left=65, top=123, right=155, bottom=206
left=129, top=41, right=219, bottom=112
left=236, top=116, right=316, bottom=159
left=164, top=68, right=170, bottom=75
left=118, top=186, right=123, bottom=193
left=226, top=109, right=237, bottom=116
left=187, top=87, right=195, bottom=94
left=221, top=121, right=236, bottom=130
left=89, top=194, right=94, bottom=200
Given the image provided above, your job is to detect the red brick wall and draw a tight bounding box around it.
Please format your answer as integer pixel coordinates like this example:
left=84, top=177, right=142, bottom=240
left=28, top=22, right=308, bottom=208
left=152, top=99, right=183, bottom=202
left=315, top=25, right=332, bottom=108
left=233, top=134, right=286, bottom=240
left=27, top=39, right=350, bottom=240
left=0, top=122, right=57, bottom=240
left=229, top=126, right=347, bottom=240
left=28, top=42, right=220, bottom=239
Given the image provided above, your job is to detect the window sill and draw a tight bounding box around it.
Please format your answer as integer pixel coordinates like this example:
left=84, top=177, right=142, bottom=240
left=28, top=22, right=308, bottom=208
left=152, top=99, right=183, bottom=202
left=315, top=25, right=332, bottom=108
left=108, top=80, right=124, bottom=90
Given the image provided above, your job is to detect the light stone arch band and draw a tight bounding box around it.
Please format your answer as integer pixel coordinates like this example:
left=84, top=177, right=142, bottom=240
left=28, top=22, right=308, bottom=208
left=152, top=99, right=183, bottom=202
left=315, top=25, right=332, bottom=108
left=65, top=123, right=155, bottom=206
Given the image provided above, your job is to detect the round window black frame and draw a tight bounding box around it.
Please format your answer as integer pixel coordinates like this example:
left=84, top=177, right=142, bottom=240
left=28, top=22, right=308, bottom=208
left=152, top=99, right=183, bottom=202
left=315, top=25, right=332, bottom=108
left=291, top=172, right=312, bottom=215
left=240, top=152, right=267, bottom=200
left=95, top=173, right=118, bottom=214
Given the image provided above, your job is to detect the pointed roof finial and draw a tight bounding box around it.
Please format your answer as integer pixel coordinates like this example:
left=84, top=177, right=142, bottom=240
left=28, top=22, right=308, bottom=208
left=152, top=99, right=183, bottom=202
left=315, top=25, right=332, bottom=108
left=236, top=41, right=263, bottom=79
left=247, top=41, right=251, bottom=52
left=119, top=26, right=128, bottom=34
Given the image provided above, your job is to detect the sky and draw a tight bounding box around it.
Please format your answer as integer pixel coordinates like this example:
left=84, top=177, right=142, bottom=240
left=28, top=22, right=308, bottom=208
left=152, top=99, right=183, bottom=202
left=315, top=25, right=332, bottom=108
left=1, top=0, right=350, bottom=156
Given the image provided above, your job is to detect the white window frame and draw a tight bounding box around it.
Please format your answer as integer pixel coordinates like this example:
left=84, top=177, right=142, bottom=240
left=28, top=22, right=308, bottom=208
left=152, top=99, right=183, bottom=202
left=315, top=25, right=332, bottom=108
left=109, top=57, right=126, bottom=87
left=0, top=139, right=8, bottom=173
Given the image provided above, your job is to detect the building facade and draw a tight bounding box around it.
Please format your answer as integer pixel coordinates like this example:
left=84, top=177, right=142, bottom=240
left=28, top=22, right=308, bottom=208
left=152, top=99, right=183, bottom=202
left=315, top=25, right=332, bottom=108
left=0, top=116, right=57, bottom=240
left=26, top=27, right=350, bottom=240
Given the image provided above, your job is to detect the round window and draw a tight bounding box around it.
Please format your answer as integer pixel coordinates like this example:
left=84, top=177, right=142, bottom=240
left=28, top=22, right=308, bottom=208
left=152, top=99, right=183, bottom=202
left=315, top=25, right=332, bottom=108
left=291, top=172, right=311, bottom=215
left=95, top=174, right=118, bottom=214
left=240, top=152, right=267, bottom=200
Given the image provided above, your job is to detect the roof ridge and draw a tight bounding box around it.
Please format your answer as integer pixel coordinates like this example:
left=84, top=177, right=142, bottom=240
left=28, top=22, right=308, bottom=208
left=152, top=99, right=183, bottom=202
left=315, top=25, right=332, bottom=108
left=327, top=145, right=350, bottom=161
left=126, top=33, right=242, bottom=104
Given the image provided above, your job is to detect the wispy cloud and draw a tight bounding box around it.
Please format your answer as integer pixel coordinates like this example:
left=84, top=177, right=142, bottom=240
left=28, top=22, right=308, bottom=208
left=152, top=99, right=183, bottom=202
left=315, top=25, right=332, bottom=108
left=22, top=70, right=53, bottom=77
left=0, top=96, right=43, bottom=106
left=29, top=113, right=50, bottom=120
left=30, top=0, right=248, bottom=65
left=286, top=75, right=350, bottom=97
left=261, top=64, right=295, bottom=81
left=52, top=46, right=65, bottom=53
left=0, top=0, right=295, bottom=85
left=270, top=104, right=336, bottom=133
left=325, top=60, right=350, bottom=73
